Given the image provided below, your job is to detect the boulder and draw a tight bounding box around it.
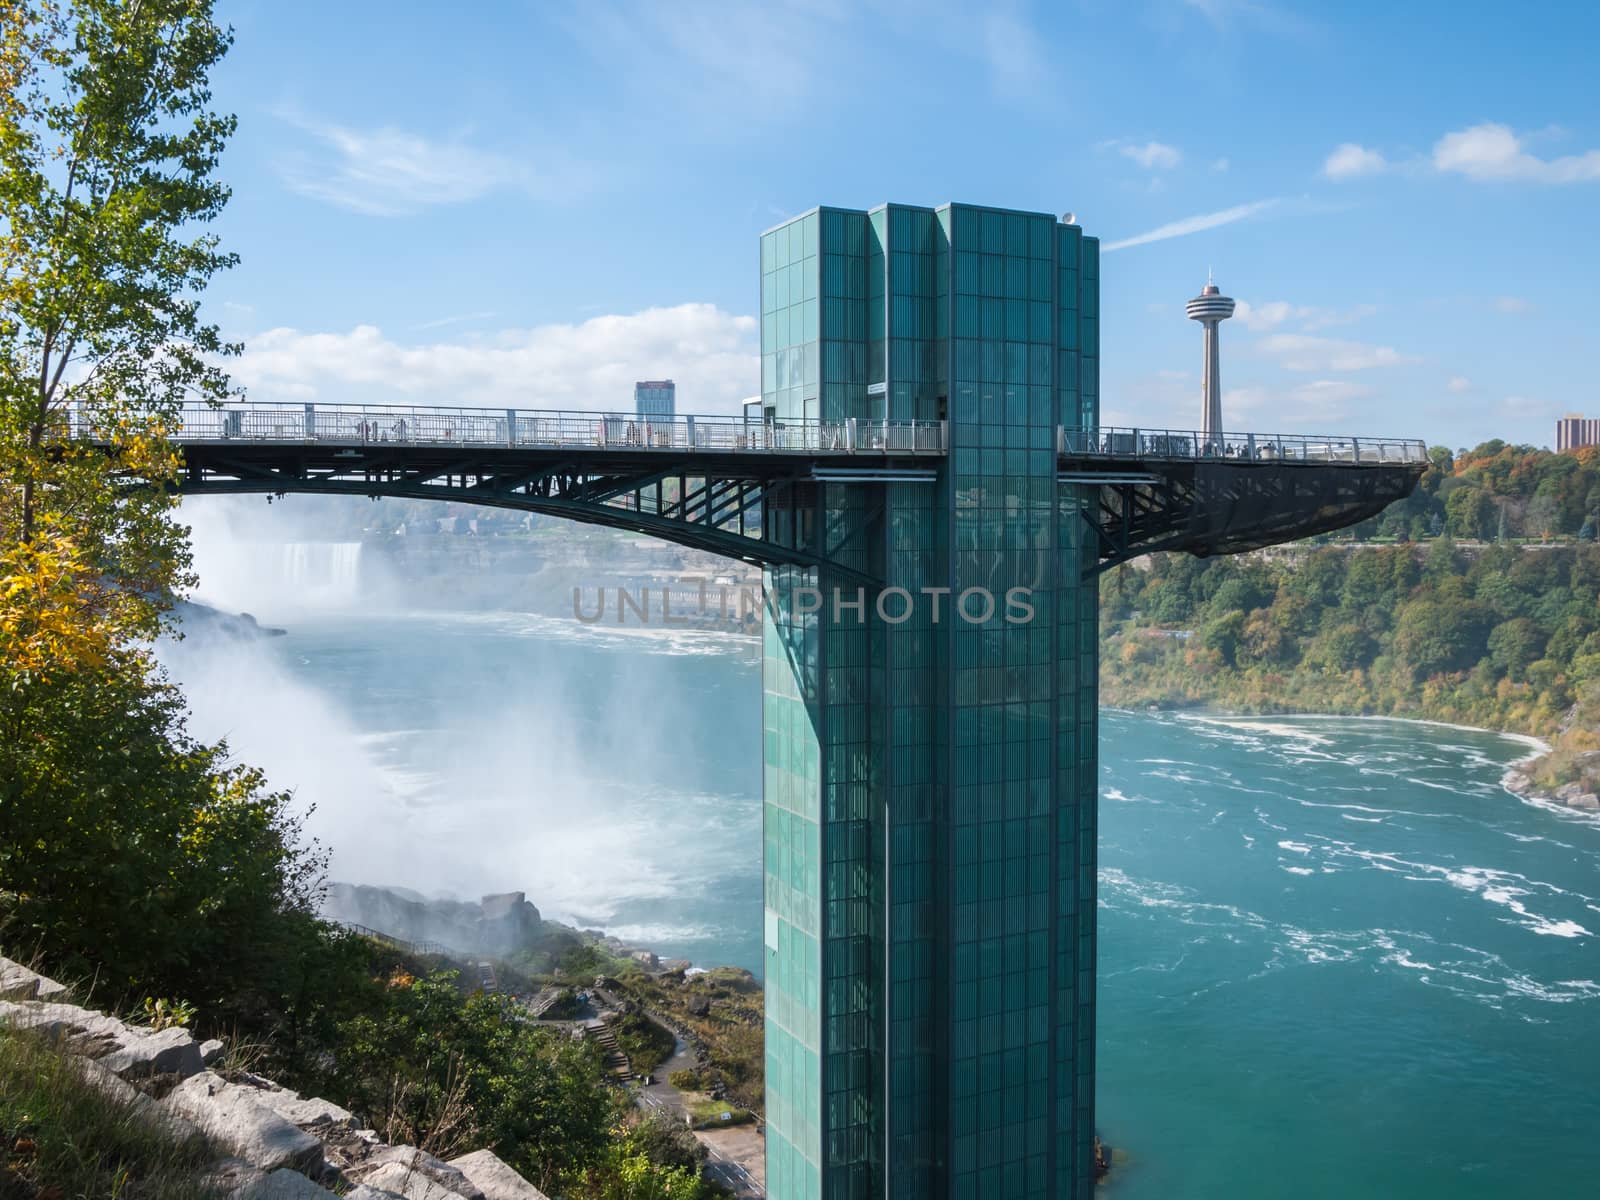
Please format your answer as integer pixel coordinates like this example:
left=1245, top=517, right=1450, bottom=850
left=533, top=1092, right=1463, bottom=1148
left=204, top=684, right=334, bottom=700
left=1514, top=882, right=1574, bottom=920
left=0, top=999, right=130, bottom=1044
left=204, top=1158, right=267, bottom=1195
left=352, top=1146, right=484, bottom=1200
left=230, top=1167, right=337, bottom=1198
left=201, top=1038, right=226, bottom=1065
left=244, top=1083, right=358, bottom=1130
left=448, top=1150, right=551, bottom=1200
left=68, top=1055, right=202, bottom=1142
left=1569, top=792, right=1600, bottom=810
left=99, top=1024, right=204, bottom=1080
left=356, top=1163, right=471, bottom=1200
left=346, top=1189, right=409, bottom=1200
left=0, top=957, right=47, bottom=1000
left=0, top=958, right=69, bottom=1002
left=164, top=1072, right=324, bottom=1176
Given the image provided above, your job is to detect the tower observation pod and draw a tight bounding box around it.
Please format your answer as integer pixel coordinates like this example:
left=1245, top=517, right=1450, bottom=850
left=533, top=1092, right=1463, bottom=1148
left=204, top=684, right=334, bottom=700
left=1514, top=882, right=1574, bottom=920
left=1186, top=274, right=1235, bottom=442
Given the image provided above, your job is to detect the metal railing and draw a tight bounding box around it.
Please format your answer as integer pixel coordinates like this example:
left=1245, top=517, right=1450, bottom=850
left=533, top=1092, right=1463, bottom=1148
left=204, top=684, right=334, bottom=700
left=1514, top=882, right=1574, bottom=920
left=1058, top=427, right=1429, bottom=466
left=122, top=401, right=949, bottom=455
left=69, top=401, right=1427, bottom=467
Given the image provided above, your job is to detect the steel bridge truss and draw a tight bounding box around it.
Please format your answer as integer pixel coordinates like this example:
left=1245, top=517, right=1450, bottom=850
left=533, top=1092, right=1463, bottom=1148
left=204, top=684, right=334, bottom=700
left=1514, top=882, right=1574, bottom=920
left=1065, top=459, right=1421, bottom=575
left=173, top=436, right=1425, bottom=584
left=174, top=442, right=912, bottom=576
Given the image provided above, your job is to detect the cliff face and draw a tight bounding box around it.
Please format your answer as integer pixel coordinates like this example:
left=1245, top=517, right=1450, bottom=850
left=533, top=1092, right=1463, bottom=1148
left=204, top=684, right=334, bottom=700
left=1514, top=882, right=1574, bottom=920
left=322, top=884, right=541, bottom=957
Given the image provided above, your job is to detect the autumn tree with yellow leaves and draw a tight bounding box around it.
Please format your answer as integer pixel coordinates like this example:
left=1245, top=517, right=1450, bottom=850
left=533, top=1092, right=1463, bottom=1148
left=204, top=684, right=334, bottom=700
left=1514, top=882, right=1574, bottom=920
left=0, top=2, right=332, bottom=1016
left=1, top=0, right=237, bottom=675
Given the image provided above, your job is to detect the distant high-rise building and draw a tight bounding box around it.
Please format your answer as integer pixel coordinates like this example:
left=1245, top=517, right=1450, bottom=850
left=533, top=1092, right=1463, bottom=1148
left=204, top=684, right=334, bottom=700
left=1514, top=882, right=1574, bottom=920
left=635, top=379, right=675, bottom=421
left=1556, top=413, right=1600, bottom=453
left=1186, top=273, right=1235, bottom=439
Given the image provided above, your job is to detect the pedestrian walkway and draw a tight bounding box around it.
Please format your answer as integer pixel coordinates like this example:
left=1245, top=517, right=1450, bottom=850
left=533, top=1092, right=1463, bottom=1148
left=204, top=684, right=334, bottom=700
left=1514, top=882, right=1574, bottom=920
left=583, top=1018, right=633, bottom=1083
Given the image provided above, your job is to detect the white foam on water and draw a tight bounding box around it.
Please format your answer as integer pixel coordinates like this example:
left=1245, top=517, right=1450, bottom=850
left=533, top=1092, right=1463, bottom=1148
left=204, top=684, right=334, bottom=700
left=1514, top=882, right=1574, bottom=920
left=1281, top=866, right=1314, bottom=876
left=601, top=921, right=727, bottom=947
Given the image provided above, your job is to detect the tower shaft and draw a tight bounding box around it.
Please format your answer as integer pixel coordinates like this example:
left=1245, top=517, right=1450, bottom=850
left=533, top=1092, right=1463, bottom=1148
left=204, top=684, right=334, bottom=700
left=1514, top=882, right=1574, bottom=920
left=1201, top=319, right=1222, bottom=439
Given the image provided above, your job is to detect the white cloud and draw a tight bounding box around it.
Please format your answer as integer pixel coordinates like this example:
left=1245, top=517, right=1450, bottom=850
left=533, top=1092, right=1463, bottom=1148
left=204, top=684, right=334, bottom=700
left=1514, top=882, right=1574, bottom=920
left=980, top=7, right=1051, bottom=101
left=1225, top=379, right=1368, bottom=424
left=1233, top=299, right=1376, bottom=332
left=234, top=304, right=758, bottom=415
left=1102, top=198, right=1279, bottom=252
left=1211, top=157, right=1230, bottom=173
left=1447, top=376, right=1472, bottom=393
left=275, top=114, right=539, bottom=216
left=1494, top=295, right=1532, bottom=314
left=1254, top=333, right=1417, bottom=372
left=1500, top=394, right=1552, bottom=417
left=413, top=311, right=499, bottom=331
left=1433, top=123, right=1600, bottom=183
left=1118, top=141, right=1183, bottom=170
left=1323, top=143, right=1387, bottom=180
left=1234, top=299, right=1298, bottom=331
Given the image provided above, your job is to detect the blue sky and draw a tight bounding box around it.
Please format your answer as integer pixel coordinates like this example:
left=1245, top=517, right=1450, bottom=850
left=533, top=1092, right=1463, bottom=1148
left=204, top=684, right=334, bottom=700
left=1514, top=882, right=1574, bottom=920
left=207, top=0, right=1599, bottom=449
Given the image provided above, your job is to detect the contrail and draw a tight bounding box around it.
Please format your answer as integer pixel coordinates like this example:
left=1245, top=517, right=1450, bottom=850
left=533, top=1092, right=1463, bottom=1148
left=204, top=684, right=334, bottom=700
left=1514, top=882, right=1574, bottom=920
left=1102, top=198, right=1279, bottom=252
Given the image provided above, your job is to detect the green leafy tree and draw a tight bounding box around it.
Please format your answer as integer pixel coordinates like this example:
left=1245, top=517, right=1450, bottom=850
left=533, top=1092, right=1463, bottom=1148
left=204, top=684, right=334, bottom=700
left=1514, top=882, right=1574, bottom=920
left=333, top=975, right=616, bottom=1192
left=1488, top=617, right=1545, bottom=682
left=1, top=0, right=237, bottom=668
left=1444, top=487, right=1494, bottom=540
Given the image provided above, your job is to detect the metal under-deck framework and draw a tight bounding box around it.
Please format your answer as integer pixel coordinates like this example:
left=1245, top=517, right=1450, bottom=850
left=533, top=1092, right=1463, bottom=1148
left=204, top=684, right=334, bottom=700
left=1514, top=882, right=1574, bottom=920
left=102, top=402, right=1428, bottom=577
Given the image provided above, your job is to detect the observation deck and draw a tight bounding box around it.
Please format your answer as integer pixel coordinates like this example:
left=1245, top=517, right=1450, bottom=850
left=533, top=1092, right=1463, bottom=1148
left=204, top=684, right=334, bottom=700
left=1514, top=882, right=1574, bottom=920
left=91, top=401, right=1428, bottom=577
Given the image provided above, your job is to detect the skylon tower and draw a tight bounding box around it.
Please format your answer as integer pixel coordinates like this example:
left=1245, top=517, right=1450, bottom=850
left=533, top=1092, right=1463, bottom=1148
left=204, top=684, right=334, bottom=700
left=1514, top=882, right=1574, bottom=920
left=1185, top=274, right=1235, bottom=440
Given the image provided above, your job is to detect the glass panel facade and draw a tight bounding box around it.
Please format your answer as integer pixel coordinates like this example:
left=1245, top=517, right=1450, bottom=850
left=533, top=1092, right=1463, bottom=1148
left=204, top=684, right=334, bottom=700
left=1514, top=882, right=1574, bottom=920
left=761, top=204, right=1101, bottom=1200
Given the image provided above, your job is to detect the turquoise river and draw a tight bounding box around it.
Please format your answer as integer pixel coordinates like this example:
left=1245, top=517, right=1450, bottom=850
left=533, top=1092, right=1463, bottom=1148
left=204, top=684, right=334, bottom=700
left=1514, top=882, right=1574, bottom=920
left=164, top=605, right=1600, bottom=1198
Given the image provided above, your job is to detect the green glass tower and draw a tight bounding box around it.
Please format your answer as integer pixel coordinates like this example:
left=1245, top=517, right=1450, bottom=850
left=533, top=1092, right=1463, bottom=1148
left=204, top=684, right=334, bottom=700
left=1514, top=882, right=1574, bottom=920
left=760, top=204, right=1101, bottom=1200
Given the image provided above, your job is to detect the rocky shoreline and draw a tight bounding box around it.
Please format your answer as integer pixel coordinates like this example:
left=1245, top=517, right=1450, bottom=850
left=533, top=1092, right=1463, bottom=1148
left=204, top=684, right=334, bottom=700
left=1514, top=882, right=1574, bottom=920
left=1502, top=768, right=1600, bottom=811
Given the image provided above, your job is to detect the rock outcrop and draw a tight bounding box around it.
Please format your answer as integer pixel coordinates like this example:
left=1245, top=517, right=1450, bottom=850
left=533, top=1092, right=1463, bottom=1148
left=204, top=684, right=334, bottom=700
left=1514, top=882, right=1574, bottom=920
left=321, top=884, right=541, bottom=957
left=1503, top=768, right=1600, bottom=811
left=0, top=955, right=552, bottom=1200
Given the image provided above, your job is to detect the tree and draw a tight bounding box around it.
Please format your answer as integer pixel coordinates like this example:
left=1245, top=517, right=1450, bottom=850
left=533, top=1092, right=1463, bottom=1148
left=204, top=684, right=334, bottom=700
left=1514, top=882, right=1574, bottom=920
left=1, top=0, right=238, bottom=672
left=1201, top=610, right=1245, bottom=666
left=1444, top=487, right=1494, bottom=540
left=1392, top=598, right=1493, bottom=677
left=1488, top=618, right=1545, bottom=682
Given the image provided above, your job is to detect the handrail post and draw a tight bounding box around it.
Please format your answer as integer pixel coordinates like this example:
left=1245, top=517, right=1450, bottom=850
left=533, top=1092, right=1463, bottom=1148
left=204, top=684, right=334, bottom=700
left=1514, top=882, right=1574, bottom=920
left=506, top=408, right=517, bottom=446
left=1351, top=437, right=1360, bottom=464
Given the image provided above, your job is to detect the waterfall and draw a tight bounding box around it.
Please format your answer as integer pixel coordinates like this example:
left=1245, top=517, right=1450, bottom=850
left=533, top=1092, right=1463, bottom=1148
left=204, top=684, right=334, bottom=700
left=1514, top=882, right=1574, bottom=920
left=277, top=542, right=363, bottom=605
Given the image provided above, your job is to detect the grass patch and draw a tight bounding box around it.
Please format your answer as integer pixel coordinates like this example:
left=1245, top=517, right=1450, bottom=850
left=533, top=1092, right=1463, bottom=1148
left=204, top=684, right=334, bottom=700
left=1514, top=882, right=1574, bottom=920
left=0, top=1026, right=220, bottom=1200
left=685, top=1096, right=754, bottom=1131
left=610, top=1010, right=675, bottom=1076
left=617, top=971, right=764, bottom=1114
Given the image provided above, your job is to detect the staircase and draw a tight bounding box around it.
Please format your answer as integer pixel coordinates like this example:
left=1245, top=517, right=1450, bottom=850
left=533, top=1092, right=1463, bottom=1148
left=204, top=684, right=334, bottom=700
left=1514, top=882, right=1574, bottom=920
left=584, top=1018, right=633, bottom=1083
